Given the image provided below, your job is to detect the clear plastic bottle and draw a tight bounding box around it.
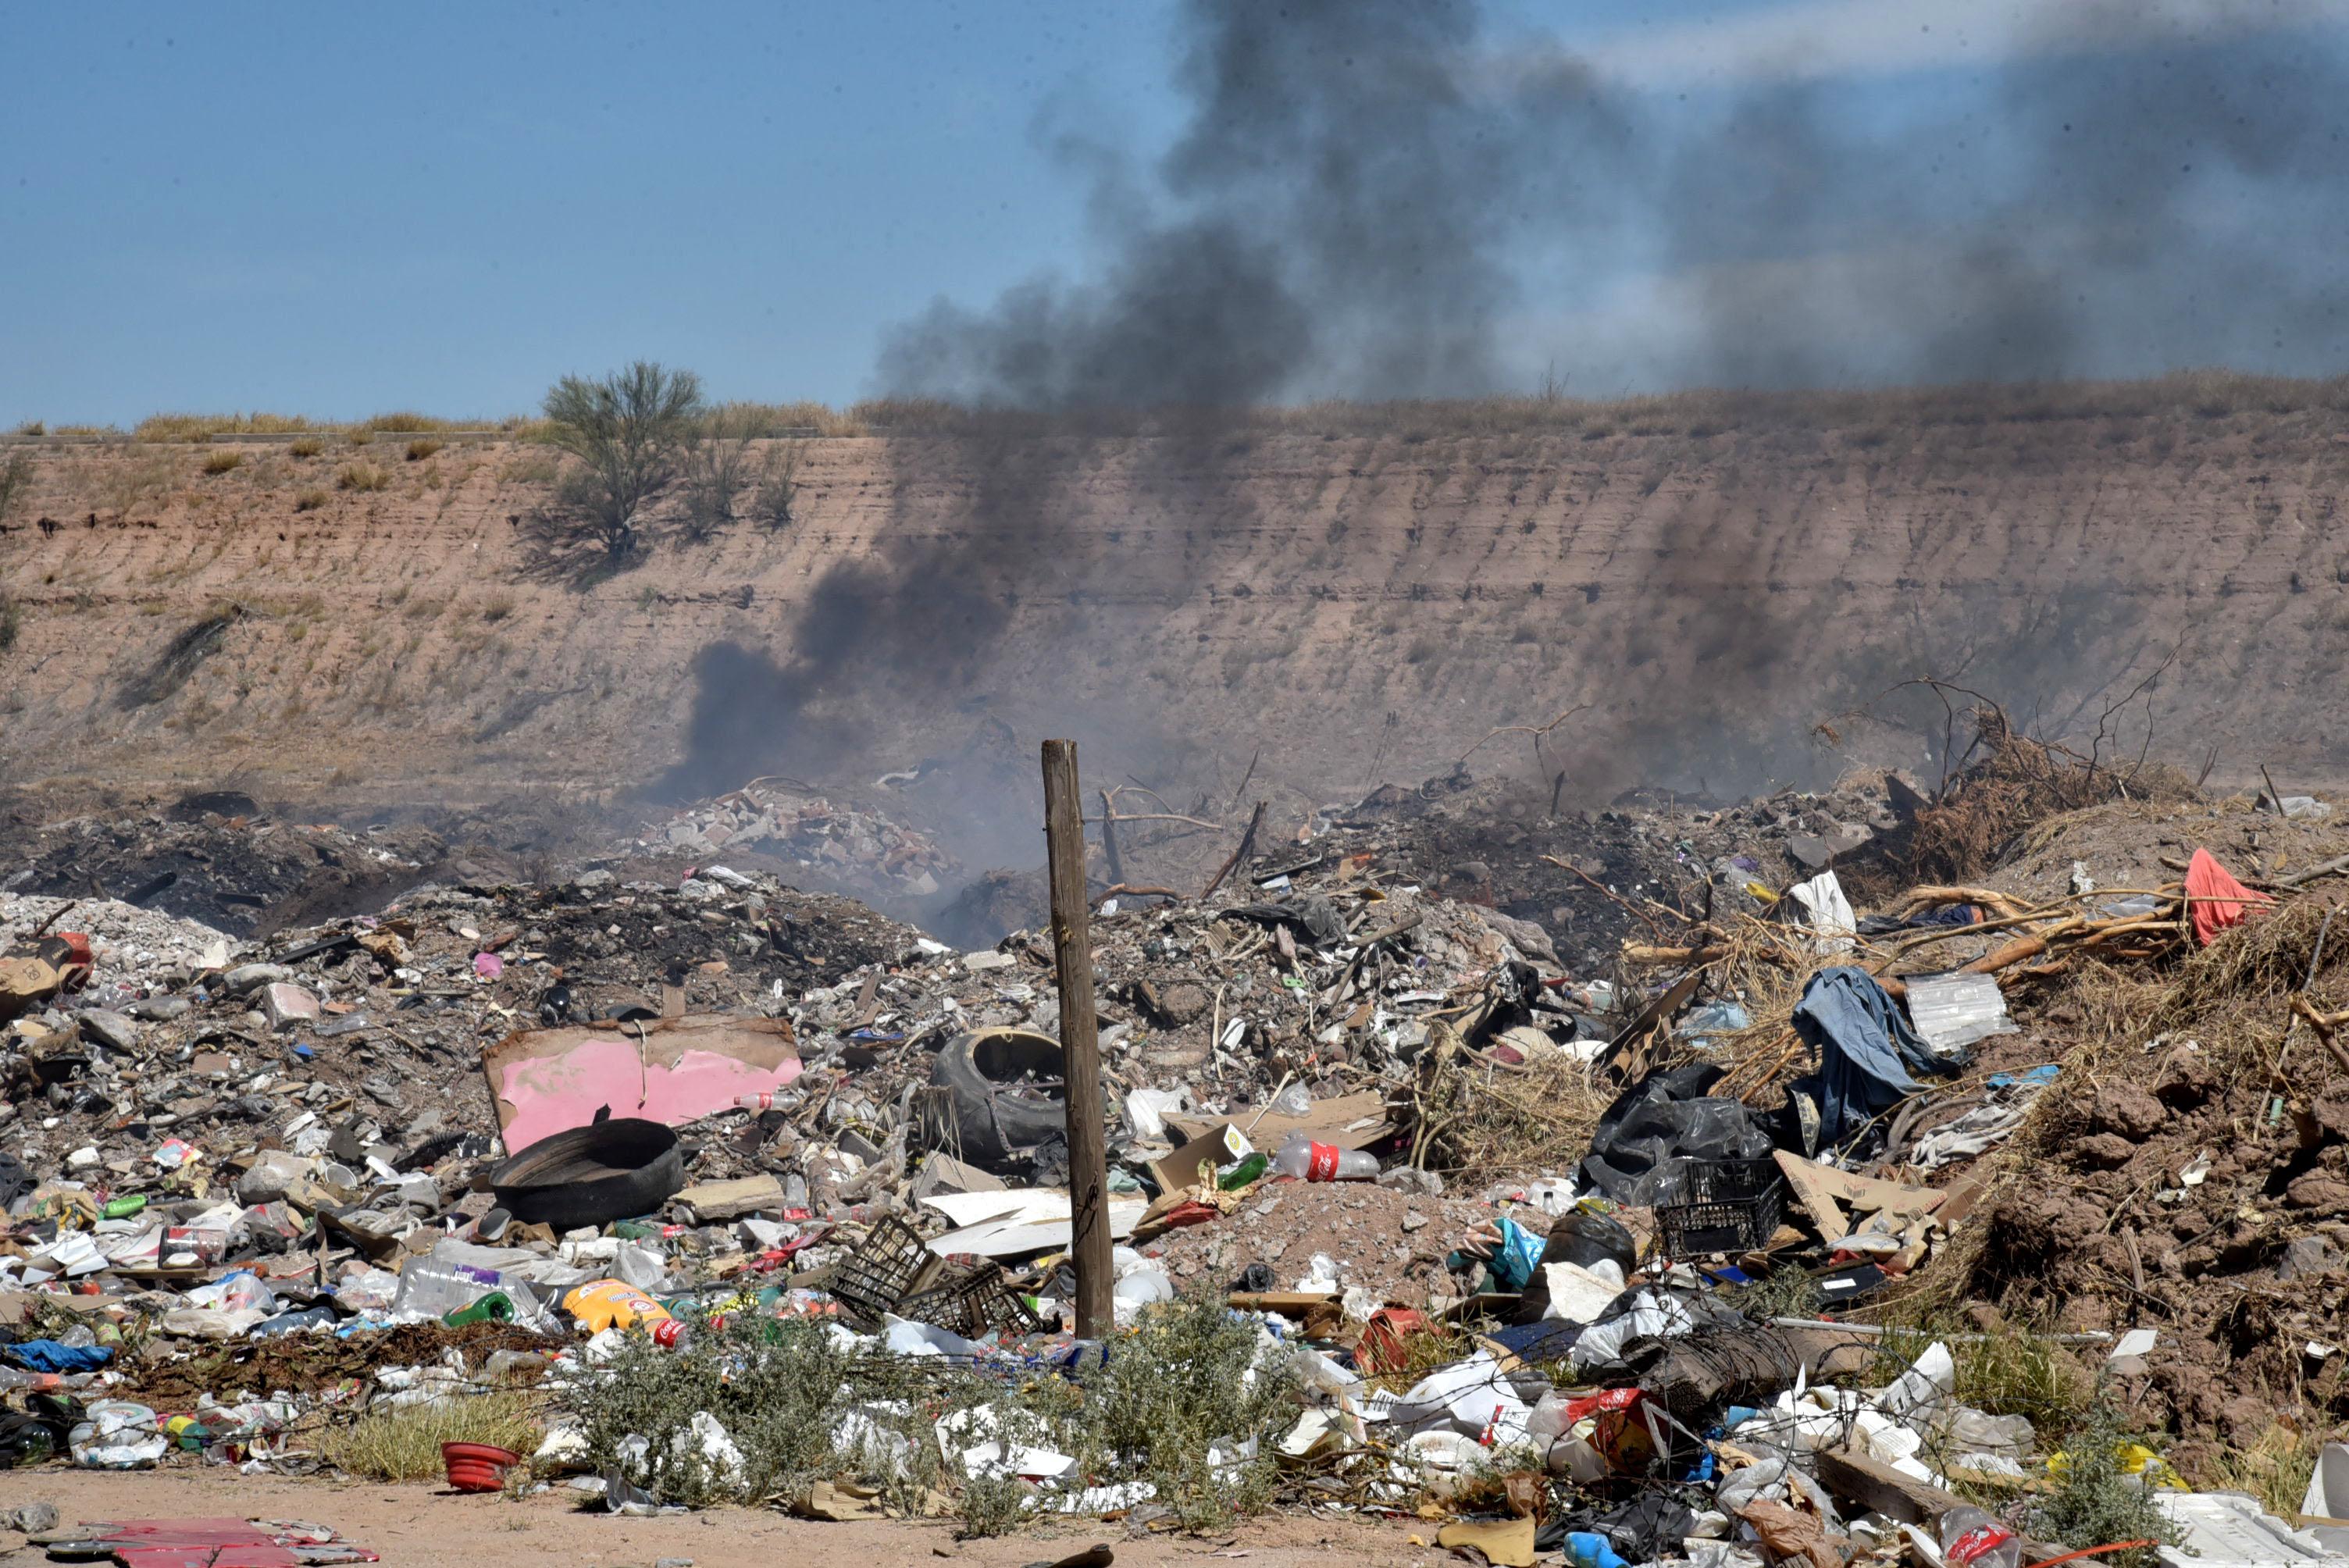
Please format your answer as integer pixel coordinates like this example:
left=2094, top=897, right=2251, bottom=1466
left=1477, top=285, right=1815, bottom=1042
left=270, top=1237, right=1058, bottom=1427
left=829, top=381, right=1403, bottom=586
left=390, top=1259, right=501, bottom=1320
left=1272, top=1132, right=1378, bottom=1181
left=1939, top=1506, right=2022, bottom=1568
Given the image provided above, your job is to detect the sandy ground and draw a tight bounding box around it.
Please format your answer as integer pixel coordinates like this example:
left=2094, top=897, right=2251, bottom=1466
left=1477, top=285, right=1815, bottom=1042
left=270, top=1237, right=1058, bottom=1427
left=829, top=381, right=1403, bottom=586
left=0, top=1467, right=1443, bottom=1568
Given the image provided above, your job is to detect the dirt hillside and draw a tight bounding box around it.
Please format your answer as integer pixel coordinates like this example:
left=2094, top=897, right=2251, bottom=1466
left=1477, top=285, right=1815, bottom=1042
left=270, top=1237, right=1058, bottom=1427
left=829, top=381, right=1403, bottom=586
left=4, top=387, right=2346, bottom=859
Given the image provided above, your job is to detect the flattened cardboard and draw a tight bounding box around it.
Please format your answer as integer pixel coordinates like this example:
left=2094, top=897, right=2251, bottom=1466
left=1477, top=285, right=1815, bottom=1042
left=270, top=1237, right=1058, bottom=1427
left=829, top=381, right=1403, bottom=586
left=1163, top=1089, right=1392, bottom=1149
left=1773, top=1150, right=1944, bottom=1238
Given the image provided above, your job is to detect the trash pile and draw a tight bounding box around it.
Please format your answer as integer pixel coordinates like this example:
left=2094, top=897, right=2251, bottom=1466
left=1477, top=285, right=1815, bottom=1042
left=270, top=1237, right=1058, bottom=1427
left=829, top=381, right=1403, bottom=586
left=2, top=792, right=458, bottom=939
left=640, top=780, right=957, bottom=900
left=5, top=737, right=2349, bottom=1566
left=1310, top=767, right=1908, bottom=975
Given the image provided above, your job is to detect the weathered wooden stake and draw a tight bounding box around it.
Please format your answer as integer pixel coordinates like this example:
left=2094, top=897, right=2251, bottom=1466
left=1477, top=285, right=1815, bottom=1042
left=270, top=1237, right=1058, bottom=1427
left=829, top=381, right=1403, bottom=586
left=1041, top=739, right=1114, bottom=1338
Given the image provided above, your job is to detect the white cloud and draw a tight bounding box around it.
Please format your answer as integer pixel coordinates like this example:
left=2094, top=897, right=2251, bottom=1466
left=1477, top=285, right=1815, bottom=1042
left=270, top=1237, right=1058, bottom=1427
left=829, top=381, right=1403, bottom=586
left=1578, top=0, right=2349, bottom=88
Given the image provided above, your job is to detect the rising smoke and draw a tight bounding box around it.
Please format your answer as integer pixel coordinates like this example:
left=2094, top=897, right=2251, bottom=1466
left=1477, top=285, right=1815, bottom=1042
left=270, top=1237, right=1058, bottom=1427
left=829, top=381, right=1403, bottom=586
left=881, top=0, right=2349, bottom=401
left=672, top=0, right=2349, bottom=861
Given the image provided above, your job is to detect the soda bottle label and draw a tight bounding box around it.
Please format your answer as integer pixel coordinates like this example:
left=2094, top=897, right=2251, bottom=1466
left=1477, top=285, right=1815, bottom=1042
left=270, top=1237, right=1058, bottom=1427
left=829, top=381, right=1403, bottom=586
left=1947, top=1523, right=2014, bottom=1566
left=651, top=1317, right=688, bottom=1348
left=1306, top=1141, right=1339, bottom=1181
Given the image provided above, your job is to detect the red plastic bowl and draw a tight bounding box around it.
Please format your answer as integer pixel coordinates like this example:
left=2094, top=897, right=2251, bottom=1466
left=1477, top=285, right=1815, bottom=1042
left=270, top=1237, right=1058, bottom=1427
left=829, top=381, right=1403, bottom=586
left=442, top=1441, right=522, bottom=1493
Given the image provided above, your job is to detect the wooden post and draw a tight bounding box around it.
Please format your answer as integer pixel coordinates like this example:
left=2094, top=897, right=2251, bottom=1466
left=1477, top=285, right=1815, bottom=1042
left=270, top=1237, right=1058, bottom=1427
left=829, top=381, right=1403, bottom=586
left=1098, top=788, right=1126, bottom=887
left=1042, top=739, right=1114, bottom=1339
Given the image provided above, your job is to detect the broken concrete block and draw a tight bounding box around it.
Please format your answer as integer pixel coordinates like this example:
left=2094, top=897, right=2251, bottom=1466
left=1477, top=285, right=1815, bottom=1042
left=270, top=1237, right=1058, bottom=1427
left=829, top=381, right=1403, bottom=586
left=262, top=982, right=320, bottom=1030
left=223, top=963, right=292, bottom=996
left=235, top=1149, right=318, bottom=1206
left=76, top=1009, right=141, bottom=1051
left=1787, top=833, right=1834, bottom=871
left=963, top=950, right=1015, bottom=971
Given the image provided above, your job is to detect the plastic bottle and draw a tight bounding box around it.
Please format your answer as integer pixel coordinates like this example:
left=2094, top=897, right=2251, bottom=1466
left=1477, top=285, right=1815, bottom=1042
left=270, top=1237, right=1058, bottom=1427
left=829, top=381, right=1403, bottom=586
left=1567, top=1532, right=1629, bottom=1568
left=733, top=1092, right=785, bottom=1111
left=390, top=1259, right=501, bottom=1320
left=1939, top=1506, right=2022, bottom=1568
left=442, top=1291, right=516, bottom=1328
left=1217, top=1152, right=1271, bottom=1190
left=1272, top=1132, right=1378, bottom=1181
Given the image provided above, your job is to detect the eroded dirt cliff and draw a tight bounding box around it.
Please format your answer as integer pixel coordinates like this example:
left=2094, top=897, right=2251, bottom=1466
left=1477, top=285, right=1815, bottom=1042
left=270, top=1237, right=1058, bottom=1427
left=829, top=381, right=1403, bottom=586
left=4, top=391, right=2345, bottom=861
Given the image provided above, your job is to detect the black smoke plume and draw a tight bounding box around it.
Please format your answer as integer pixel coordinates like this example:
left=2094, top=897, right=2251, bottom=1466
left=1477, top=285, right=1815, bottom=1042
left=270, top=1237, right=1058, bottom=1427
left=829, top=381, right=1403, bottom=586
left=670, top=0, right=2349, bottom=846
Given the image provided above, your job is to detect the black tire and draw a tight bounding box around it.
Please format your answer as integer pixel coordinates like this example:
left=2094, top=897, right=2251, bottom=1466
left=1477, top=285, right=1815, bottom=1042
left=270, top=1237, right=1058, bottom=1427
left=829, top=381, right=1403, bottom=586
left=490, top=1117, right=684, bottom=1231
left=928, top=1028, right=1068, bottom=1171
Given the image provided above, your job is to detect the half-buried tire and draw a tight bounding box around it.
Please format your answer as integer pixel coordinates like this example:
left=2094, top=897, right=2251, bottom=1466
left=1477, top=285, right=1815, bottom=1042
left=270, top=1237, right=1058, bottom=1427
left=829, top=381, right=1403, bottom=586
left=928, top=1027, right=1069, bottom=1172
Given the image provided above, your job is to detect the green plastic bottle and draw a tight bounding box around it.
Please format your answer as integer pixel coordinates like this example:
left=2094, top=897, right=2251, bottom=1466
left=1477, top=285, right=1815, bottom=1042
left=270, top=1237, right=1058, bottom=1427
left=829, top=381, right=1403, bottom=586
left=1217, top=1152, right=1271, bottom=1191
left=442, top=1290, right=515, bottom=1328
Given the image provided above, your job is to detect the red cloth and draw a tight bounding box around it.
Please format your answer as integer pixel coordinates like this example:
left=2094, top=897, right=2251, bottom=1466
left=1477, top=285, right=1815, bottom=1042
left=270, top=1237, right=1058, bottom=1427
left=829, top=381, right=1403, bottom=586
left=2186, top=848, right=2270, bottom=946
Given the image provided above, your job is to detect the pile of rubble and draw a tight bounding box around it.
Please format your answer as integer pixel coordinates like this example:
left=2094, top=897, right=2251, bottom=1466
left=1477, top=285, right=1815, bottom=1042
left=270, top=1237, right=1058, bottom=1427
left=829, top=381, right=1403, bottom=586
left=639, top=781, right=957, bottom=902
left=0, top=793, right=456, bottom=939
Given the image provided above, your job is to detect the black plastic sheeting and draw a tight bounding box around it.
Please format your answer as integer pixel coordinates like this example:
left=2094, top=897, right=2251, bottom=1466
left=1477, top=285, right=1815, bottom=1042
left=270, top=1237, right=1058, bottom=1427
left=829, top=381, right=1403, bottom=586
left=1577, top=1062, right=1776, bottom=1206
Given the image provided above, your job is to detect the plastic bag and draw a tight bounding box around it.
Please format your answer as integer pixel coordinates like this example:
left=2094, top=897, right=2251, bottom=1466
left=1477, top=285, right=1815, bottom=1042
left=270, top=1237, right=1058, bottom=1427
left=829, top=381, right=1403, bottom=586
left=1482, top=1217, right=1549, bottom=1292
left=1581, top=1063, right=1774, bottom=1206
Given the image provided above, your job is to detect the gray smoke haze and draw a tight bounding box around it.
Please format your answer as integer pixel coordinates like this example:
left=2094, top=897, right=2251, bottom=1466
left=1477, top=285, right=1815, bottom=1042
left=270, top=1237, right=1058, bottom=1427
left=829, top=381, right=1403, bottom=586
left=881, top=0, right=2349, bottom=401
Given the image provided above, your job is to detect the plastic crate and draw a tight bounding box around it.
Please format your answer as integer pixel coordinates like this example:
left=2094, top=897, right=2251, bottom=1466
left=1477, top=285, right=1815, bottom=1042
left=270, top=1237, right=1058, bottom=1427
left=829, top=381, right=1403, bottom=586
left=827, top=1213, right=939, bottom=1328
left=898, top=1263, right=1043, bottom=1339
left=1656, top=1159, right=1785, bottom=1256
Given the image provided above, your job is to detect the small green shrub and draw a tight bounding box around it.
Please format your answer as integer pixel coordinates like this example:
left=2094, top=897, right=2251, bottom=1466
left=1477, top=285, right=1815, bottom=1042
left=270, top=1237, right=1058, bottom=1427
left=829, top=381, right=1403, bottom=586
left=2025, top=1400, right=2183, bottom=1568
left=560, top=1294, right=1293, bottom=1532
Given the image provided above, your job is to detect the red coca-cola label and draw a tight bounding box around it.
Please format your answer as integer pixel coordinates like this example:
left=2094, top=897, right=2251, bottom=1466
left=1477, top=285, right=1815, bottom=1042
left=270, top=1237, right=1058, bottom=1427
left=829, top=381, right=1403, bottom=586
left=1306, top=1141, right=1339, bottom=1181
left=1947, top=1523, right=2014, bottom=1566
left=651, top=1317, right=687, bottom=1347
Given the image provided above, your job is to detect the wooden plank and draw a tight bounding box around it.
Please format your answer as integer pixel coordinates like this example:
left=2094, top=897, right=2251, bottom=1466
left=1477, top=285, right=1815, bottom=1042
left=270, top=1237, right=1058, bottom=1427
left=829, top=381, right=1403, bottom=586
left=1810, top=1445, right=1966, bottom=1525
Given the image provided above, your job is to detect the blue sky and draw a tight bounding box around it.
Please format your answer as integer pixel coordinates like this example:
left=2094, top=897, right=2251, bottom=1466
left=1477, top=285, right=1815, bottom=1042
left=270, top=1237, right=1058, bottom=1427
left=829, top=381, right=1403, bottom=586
left=3, top=0, right=2343, bottom=425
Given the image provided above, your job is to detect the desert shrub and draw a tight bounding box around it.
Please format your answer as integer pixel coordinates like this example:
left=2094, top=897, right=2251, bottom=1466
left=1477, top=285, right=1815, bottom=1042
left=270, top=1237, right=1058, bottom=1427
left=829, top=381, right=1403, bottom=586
left=756, top=437, right=807, bottom=529
left=348, top=429, right=373, bottom=446
left=201, top=449, right=242, bottom=475
left=540, top=361, right=702, bottom=558
left=559, top=1295, right=1293, bottom=1533
left=405, top=438, right=444, bottom=461
left=294, top=488, right=328, bottom=512
left=678, top=404, right=758, bottom=540
left=337, top=462, right=388, bottom=493
left=0, top=593, right=20, bottom=655
left=289, top=436, right=323, bottom=458
left=13, top=420, right=42, bottom=436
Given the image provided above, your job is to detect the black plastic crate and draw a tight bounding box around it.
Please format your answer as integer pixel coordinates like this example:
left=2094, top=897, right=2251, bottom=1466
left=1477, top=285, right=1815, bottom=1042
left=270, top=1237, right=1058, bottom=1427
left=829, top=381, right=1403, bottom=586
left=1656, top=1159, right=1785, bottom=1256
left=828, top=1213, right=940, bottom=1329
left=899, top=1263, right=1043, bottom=1339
